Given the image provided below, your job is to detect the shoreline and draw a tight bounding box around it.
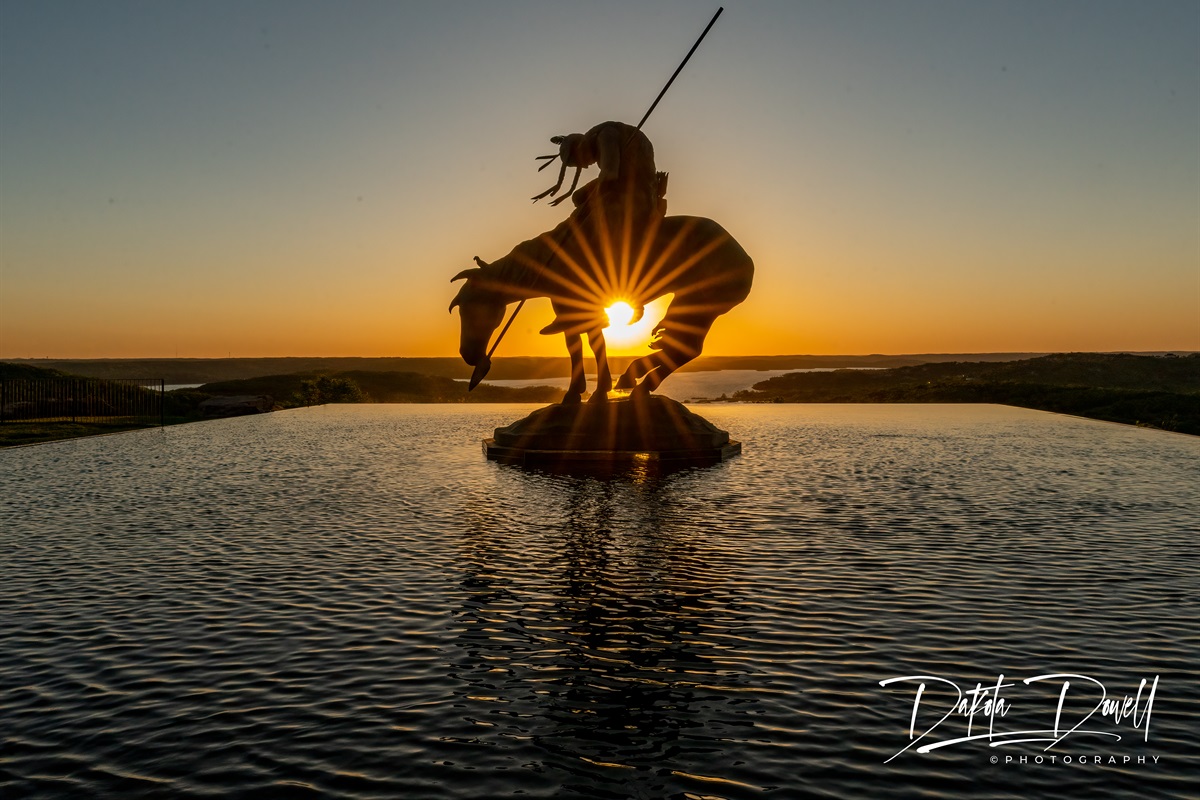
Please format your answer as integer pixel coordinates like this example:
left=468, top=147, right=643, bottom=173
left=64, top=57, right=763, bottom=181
left=4, top=353, right=1196, bottom=445
left=9, top=352, right=1195, bottom=385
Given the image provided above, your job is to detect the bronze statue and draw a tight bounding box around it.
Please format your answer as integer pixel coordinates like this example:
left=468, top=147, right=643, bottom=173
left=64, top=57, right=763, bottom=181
left=451, top=10, right=747, bottom=466
left=447, top=16, right=742, bottom=405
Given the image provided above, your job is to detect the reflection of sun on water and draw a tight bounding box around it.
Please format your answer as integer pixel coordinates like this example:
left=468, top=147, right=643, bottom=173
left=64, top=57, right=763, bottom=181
left=601, top=296, right=672, bottom=354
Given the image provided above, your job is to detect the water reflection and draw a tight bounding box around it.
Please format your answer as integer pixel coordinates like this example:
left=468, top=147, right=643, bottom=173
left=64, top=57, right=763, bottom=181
left=451, top=470, right=764, bottom=797
left=512, top=453, right=703, bottom=484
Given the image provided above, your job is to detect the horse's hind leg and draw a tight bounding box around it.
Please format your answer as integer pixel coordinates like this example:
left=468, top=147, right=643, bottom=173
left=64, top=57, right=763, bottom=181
left=587, top=327, right=611, bottom=402
left=630, top=352, right=682, bottom=395
left=614, top=352, right=668, bottom=391
left=619, top=317, right=713, bottom=395
left=563, top=333, right=586, bottom=404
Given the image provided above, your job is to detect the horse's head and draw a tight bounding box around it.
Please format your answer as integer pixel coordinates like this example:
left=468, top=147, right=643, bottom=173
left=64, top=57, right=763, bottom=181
left=449, top=265, right=506, bottom=388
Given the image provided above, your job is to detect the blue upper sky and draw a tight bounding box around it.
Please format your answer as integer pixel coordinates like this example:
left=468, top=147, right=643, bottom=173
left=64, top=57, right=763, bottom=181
left=1, top=1, right=1197, bottom=357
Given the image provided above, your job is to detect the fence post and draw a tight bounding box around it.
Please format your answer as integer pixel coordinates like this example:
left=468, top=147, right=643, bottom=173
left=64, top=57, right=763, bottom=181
left=160, top=379, right=165, bottom=427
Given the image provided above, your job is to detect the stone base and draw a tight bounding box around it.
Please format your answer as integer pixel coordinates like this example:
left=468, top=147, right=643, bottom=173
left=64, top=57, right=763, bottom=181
left=483, top=395, right=741, bottom=469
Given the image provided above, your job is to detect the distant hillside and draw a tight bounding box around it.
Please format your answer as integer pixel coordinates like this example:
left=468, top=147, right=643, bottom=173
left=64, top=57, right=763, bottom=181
left=199, top=370, right=561, bottom=404
left=0, top=362, right=67, bottom=380
left=735, top=353, right=1200, bottom=434
left=6, top=353, right=1072, bottom=384
left=0, top=361, right=562, bottom=411
left=0, top=362, right=562, bottom=445
left=7, top=354, right=1199, bottom=432
left=8, top=358, right=475, bottom=384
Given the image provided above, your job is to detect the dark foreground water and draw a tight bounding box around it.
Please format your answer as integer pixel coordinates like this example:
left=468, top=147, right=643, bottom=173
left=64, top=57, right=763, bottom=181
left=2, top=404, right=1197, bottom=799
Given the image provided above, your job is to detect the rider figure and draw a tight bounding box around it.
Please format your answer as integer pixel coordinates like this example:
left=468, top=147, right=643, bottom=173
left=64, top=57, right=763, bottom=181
left=530, top=121, right=667, bottom=332
left=540, top=120, right=664, bottom=220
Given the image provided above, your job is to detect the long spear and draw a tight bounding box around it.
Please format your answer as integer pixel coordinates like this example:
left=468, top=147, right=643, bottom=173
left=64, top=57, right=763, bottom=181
left=469, top=7, right=725, bottom=390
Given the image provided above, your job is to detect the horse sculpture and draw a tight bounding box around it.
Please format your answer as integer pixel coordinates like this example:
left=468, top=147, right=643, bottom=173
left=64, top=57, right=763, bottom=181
left=450, top=214, right=753, bottom=403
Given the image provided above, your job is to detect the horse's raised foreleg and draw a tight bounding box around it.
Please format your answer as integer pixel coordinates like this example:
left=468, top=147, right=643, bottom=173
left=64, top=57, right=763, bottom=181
left=563, top=332, right=586, bottom=405
left=586, top=327, right=611, bottom=403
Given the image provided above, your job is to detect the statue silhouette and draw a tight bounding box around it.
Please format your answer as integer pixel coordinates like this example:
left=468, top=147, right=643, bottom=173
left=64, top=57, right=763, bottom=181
left=450, top=121, right=751, bottom=403
left=453, top=11, right=741, bottom=461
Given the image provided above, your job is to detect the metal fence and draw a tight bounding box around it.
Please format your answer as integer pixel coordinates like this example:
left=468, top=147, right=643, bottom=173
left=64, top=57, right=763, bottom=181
left=0, top=378, right=164, bottom=425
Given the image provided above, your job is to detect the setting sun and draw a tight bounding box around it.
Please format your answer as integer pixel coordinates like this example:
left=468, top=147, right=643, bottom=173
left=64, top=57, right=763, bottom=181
left=605, top=301, right=636, bottom=328
left=600, top=297, right=672, bottom=353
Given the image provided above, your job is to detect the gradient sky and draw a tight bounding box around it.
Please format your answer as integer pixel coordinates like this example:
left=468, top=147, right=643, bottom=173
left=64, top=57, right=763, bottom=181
left=1, top=0, right=1197, bottom=358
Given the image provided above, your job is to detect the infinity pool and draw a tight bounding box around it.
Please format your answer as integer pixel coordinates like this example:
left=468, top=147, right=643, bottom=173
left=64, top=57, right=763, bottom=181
left=2, top=404, right=1196, bottom=798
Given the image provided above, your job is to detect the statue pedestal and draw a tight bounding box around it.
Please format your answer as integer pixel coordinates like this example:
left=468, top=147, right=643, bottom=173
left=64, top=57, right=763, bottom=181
left=483, top=395, right=741, bottom=469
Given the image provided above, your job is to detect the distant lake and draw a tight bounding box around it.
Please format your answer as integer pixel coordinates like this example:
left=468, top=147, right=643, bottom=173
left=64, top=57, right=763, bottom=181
left=1, top=405, right=1196, bottom=799
left=172, top=368, right=830, bottom=398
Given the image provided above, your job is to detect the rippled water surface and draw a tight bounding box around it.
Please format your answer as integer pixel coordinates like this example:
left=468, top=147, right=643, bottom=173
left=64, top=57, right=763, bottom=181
left=2, top=404, right=1198, bottom=799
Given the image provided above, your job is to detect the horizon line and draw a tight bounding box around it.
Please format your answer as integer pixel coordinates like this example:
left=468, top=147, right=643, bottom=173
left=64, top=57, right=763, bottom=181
left=4, top=350, right=1197, bottom=362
